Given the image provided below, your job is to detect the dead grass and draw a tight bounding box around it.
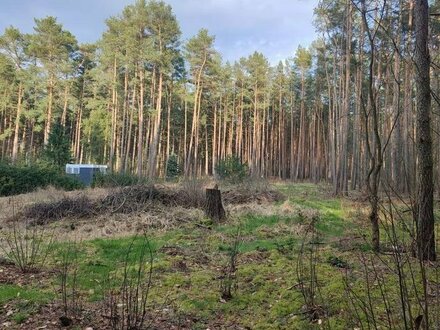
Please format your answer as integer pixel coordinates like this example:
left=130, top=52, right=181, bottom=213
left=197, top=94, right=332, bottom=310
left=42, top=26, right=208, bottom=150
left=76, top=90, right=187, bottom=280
left=179, top=178, right=208, bottom=208
left=100, top=185, right=159, bottom=213
left=34, top=205, right=206, bottom=242
left=227, top=199, right=301, bottom=219
left=221, top=178, right=285, bottom=205
left=7, top=182, right=284, bottom=226
left=0, top=182, right=290, bottom=243
left=222, top=188, right=285, bottom=205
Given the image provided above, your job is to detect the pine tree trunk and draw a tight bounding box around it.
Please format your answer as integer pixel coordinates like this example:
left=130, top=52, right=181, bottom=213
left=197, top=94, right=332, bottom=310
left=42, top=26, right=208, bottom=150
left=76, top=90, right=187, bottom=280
left=11, top=82, right=23, bottom=163
left=61, top=84, right=69, bottom=127
left=44, top=77, right=54, bottom=145
left=165, top=82, right=172, bottom=177
left=205, top=187, right=226, bottom=222
left=109, top=57, right=118, bottom=171
left=415, top=0, right=436, bottom=261
left=147, top=69, right=163, bottom=178
left=138, top=67, right=146, bottom=177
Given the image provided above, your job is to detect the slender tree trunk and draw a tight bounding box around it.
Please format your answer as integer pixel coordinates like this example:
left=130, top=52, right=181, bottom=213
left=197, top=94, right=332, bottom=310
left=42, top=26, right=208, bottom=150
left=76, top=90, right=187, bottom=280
left=361, top=0, right=383, bottom=252
left=212, top=102, right=217, bottom=175
left=165, top=82, right=172, bottom=177
left=109, top=57, right=118, bottom=171
left=185, top=53, right=207, bottom=175
left=148, top=61, right=164, bottom=178
left=414, top=0, right=436, bottom=261
left=138, top=66, right=145, bottom=177
left=61, top=83, right=69, bottom=127
left=44, top=76, right=54, bottom=145
left=11, top=82, right=23, bottom=163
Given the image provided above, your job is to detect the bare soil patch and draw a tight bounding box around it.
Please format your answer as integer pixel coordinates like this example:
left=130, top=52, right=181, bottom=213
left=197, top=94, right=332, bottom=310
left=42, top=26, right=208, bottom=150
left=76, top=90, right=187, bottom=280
left=0, top=264, right=53, bottom=287
left=0, top=301, right=196, bottom=330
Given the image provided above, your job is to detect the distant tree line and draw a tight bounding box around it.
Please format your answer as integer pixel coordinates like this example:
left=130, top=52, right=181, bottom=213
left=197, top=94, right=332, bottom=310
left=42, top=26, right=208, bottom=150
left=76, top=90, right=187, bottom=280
left=0, top=0, right=439, bottom=198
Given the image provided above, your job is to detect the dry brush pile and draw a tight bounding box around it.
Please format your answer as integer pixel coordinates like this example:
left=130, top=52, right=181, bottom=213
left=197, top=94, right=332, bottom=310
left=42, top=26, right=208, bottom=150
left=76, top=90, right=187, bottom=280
left=7, top=183, right=285, bottom=226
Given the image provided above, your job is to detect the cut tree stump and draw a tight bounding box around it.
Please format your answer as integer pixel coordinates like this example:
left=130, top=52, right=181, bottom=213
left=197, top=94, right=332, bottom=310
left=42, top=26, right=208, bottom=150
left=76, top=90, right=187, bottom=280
left=205, top=187, right=226, bottom=222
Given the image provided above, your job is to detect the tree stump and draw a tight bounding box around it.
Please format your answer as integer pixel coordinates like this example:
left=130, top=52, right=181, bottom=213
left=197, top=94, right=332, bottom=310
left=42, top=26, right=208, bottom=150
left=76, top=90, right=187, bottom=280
left=205, top=187, right=226, bottom=222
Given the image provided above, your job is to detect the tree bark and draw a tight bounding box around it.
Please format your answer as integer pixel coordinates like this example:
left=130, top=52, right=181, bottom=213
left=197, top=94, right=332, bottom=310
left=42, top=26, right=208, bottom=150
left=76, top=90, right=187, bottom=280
left=11, top=82, right=23, bottom=163
left=205, top=187, right=226, bottom=222
left=137, top=66, right=145, bottom=177
left=414, top=0, right=436, bottom=261
left=43, top=76, right=54, bottom=145
left=360, top=0, right=383, bottom=252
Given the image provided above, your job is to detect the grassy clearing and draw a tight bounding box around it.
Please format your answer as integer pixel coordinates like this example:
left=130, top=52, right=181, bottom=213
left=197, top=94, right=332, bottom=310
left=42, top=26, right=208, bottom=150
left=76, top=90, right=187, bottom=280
left=1, top=182, right=438, bottom=328
left=0, top=183, right=354, bottom=328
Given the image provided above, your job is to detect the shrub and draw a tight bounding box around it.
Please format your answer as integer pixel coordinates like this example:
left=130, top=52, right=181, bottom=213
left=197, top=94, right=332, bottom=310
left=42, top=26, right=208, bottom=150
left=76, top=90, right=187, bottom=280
left=57, top=241, right=82, bottom=326
left=220, top=228, right=241, bottom=300
left=0, top=221, right=54, bottom=272
left=166, top=154, right=181, bottom=180
left=215, top=155, right=248, bottom=183
left=0, top=162, right=83, bottom=196
left=104, top=234, right=154, bottom=329
left=92, top=171, right=149, bottom=188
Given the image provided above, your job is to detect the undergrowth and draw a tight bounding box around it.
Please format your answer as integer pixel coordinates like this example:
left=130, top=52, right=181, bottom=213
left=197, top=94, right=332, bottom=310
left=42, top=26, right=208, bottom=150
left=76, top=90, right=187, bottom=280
left=0, top=162, right=84, bottom=196
left=2, top=183, right=440, bottom=329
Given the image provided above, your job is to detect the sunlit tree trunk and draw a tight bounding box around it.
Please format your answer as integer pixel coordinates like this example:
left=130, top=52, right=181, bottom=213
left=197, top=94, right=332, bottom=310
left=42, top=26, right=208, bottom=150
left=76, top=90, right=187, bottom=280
left=11, top=82, right=23, bottom=163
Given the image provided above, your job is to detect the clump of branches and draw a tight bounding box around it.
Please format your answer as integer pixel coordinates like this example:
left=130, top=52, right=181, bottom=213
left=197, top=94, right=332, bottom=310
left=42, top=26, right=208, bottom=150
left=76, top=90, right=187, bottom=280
left=178, top=178, right=207, bottom=208
left=99, top=182, right=207, bottom=212
left=343, top=252, right=396, bottom=329
left=101, top=185, right=160, bottom=214
left=21, top=195, right=95, bottom=225
left=222, top=180, right=285, bottom=205
left=57, top=240, right=82, bottom=327
left=0, top=218, right=54, bottom=273
left=220, top=227, right=242, bottom=301
left=12, top=181, right=286, bottom=227
left=295, top=215, right=330, bottom=326
left=18, top=186, right=162, bottom=223
left=104, top=233, right=154, bottom=330
left=343, top=187, right=440, bottom=329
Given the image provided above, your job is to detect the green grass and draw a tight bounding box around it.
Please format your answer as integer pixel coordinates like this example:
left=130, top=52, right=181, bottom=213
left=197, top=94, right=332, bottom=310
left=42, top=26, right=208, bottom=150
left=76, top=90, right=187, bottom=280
left=0, top=285, right=52, bottom=326
left=279, top=183, right=351, bottom=238
left=9, top=183, right=432, bottom=329
left=59, top=184, right=354, bottom=328
left=12, top=312, right=28, bottom=324
left=0, top=284, right=53, bottom=305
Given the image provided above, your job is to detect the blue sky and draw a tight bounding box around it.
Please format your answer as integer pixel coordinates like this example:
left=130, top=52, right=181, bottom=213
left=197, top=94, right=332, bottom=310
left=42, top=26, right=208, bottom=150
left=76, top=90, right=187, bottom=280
left=0, top=0, right=318, bottom=64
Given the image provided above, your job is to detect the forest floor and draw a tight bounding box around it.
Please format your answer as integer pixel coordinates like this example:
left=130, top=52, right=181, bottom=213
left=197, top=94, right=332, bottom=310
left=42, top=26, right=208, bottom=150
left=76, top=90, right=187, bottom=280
left=0, top=182, right=438, bottom=329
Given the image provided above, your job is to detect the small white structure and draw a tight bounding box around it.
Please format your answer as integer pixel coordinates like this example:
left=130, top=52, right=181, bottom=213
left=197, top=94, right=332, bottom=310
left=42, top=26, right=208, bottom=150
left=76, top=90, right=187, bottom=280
left=65, top=164, right=107, bottom=186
